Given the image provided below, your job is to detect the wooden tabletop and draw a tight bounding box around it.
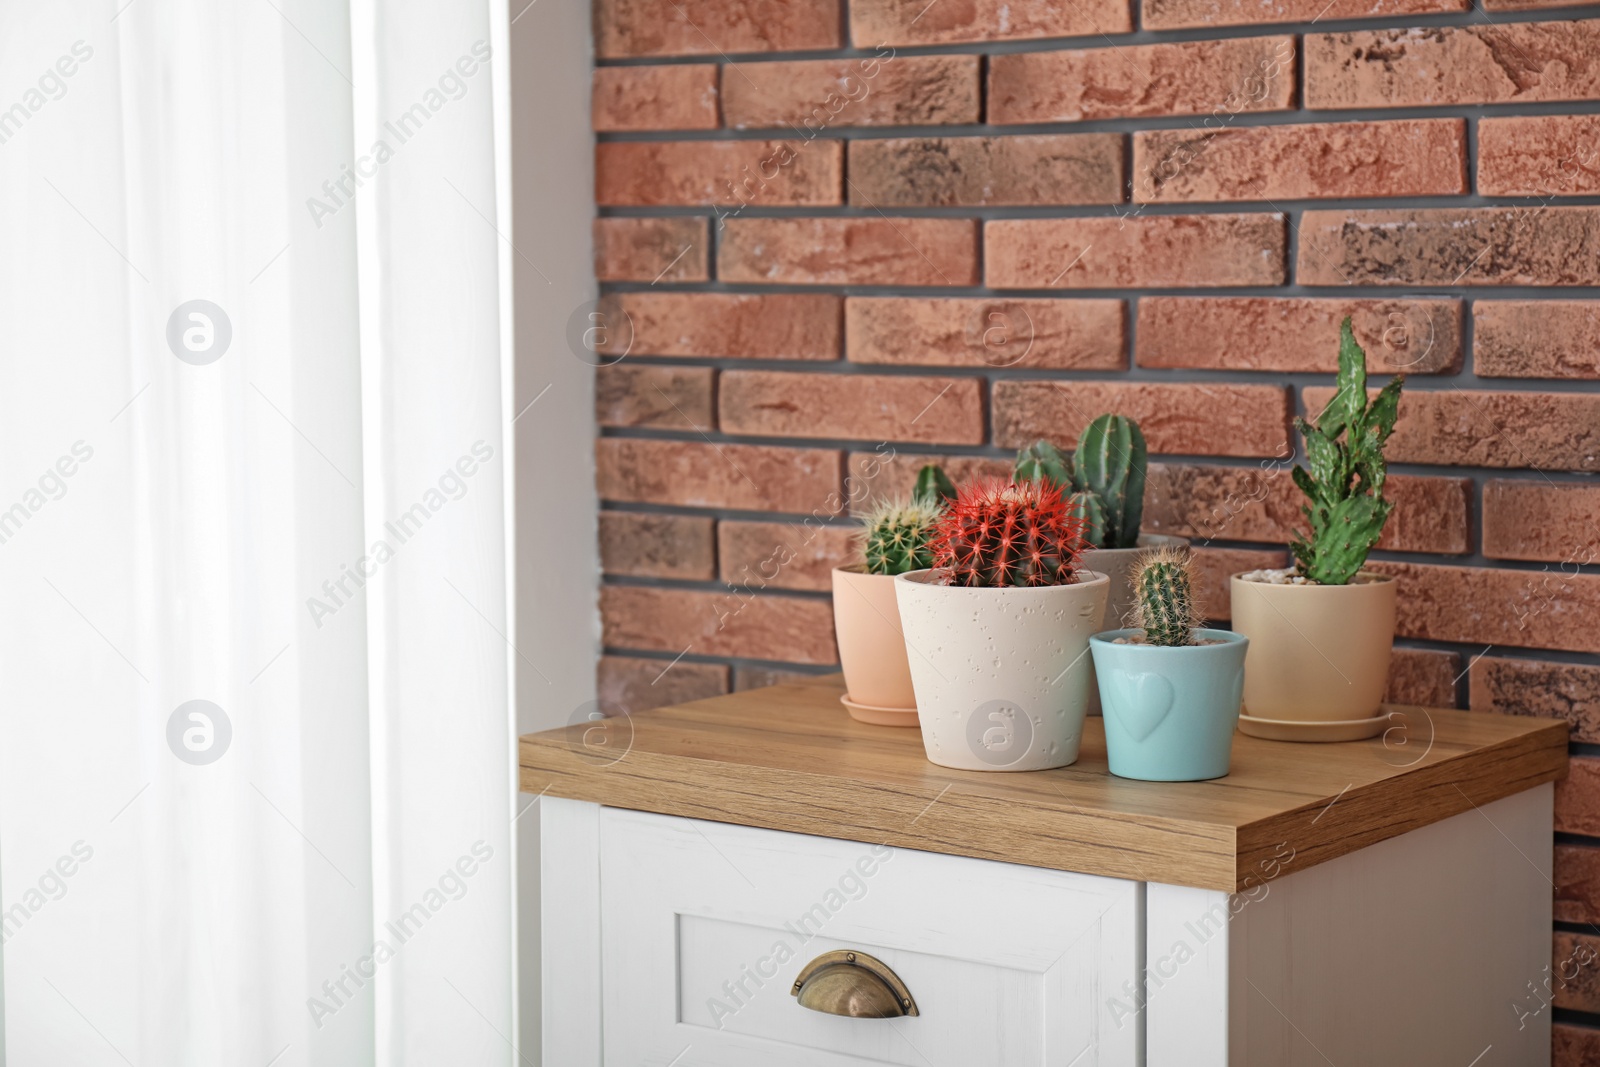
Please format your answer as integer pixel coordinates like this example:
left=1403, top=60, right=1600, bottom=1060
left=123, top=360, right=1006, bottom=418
left=519, top=675, right=1567, bottom=892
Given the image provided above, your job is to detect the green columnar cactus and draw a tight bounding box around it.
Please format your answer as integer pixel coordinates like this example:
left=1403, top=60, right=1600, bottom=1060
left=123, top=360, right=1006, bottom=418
left=1073, top=414, right=1147, bottom=550
left=1290, top=318, right=1405, bottom=586
left=861, top=497, right=943, bottom=576
left=1133, top=547, right=1202, bottom=647
left=1067, top=491, right=1107, bottom=549
left=913, top=463, right=956, bottom=506
left=1012, top=440, right=1073, bottom=493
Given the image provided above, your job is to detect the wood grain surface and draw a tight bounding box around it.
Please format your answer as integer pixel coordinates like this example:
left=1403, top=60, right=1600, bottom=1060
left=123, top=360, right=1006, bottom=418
left=520, top=676, right=1567, bottom=891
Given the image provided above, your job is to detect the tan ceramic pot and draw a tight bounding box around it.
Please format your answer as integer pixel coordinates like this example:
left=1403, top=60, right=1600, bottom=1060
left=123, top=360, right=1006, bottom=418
left=831, top=567, right=917, bottom=717
left=1229, top=572, right=1397, bottom=722
left=1081, top=534, right=1189, bottom=715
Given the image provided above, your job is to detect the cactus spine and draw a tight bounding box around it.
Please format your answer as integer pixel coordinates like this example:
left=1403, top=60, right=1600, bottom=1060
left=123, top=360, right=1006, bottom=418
left=1073, top=414, right=1147, bottom=550
left=861, top=497, right=943, bottom=577
left=1290, top=318, right=1405, bottom=585
left=1133, top=546, right=1202, bottom=647
left=931, top=480, right=1089, bottom=588
left=913, top=463, right=957, bottom=506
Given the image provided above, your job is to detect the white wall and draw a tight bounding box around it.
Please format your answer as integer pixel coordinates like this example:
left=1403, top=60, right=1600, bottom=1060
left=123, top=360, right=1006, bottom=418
left=509, top=0, right=597, bottom=1058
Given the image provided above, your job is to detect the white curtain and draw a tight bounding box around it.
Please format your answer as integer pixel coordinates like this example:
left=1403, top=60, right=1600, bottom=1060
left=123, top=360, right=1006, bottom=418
left=0, top=1, right=515, bottom=1063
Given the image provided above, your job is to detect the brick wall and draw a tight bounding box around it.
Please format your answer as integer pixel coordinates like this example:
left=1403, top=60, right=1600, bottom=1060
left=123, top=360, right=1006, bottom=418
left=587, top=2, right=1600, bottom=1051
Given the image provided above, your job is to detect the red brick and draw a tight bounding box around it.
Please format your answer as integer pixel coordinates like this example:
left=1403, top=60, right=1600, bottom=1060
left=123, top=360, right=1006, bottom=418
left=1299, top=207, right=1600, bottom=287
left=597, top=655, right=729, bottom=715
left=596, top=140, right=841, bottom=206
left=1487, top=0, right=1591, bottom=9
left=718, top=521, right=856, bottom=591
left=720, top=371, right=986, bottom=445
left=987, top=215, right=1287, bottom=290
left=1484, top=482, right=1600, bottom=564
left=1471, top=656, right=1600, bottom=744
left=595, top=0, right=841, bottom=58
left=1384, top=648, right=1461, bottom=707
left=595, top=365, right=714, bottom=430
left=1553, top=932, right=1600, bottom=1013
left=1557, top=846, right=1600, bottom=925
left=596, top=438, right=843, bottom=513
left=601, top=586, right=838, bottom=664
left=722, top=56, right=979, bottom=129
left=595, top=293, right=840, bottom=361
left=735, top=666, right=840, bottom=690
left=1191, top=547, right=1287, bottom=622
left=1475, top=301, right=1600, bottom=380
left=1480, top=116, right=1600, bottom=197
left=1368, top=561, right=1600, bottom=654
left=592, top=65, right=719, bottom=131
left=599, top=512, right=716, bottom=580
left=719, top=218, right=979, bottom=287
left=849, top=135, right=1125, bottom=207
left=847, top=298, right=1126, bottom=371
left=1303, top=386, right=1600, bottom=472
left=594, top=218, right=709, bottom=283
left=851, top=0, right=1131, bottom=45
left=1306, top=23, right=1600, bottom=109
left=845, top=450, right=1013, bottom=516
left=992, top=382, right=1291, bottom=457
left=1143, top=0, right=1463, bottom=30
left=1133, top=119, right=1465, bottom=203
left=1137, top=298, right=1461, bottom=374
left=1560, top=757, right=1600, bottom=836
left=1556, top=1023, right=1600, bottom=1067
left=989, top=37, right=1296, bottom=124
left=1142, top=463, right=1469, bottom=555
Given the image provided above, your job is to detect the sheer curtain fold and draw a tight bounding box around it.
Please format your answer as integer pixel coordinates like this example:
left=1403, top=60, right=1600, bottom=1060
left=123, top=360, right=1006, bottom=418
left=0, top=1, right=513, bottom=1063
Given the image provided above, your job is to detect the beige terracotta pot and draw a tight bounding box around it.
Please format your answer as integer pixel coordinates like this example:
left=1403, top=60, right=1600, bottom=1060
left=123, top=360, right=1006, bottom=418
left=1229, top=572, right=1397, bottom=722
left=1081, top=534, right=1189, bottom=715
left=831, top=567, right=917, bottom=719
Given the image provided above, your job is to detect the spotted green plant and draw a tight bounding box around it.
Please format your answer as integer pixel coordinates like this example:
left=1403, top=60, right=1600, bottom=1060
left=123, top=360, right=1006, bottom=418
left=1290, top=318, right=1405, bottom=585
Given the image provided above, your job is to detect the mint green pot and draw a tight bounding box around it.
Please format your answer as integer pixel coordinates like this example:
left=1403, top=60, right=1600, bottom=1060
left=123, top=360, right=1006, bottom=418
left=1089, top=629, right=1248, bottom=782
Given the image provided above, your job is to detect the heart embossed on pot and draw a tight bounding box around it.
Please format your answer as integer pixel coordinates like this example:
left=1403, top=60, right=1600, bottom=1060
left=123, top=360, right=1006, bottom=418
left=1115, top=672, right=1175, bottom=741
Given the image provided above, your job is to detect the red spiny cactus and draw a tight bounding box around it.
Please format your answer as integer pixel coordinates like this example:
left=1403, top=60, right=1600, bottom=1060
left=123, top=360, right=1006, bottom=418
left=931, top=479, right=1090, bottom=588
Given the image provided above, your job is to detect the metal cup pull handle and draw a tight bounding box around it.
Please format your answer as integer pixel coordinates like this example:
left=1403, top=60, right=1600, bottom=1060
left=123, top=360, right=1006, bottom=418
left=790, top=950, right=918, bottom=1018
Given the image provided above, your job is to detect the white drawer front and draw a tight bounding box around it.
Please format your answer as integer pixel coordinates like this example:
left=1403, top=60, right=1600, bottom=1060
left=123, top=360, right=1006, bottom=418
left=600, top=808, right=1142, bottom=1067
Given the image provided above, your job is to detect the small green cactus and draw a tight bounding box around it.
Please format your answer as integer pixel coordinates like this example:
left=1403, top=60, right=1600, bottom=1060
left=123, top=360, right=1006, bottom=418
left=1013, top=440, right=1073, bottom=493
left=1290, top=318, right=1405, bottom=586
left=1074, top=414, right=1147, bottom=550
left=1067, top=491, right=1107, bottom=548
left=1133, top=546, right=1202, bottom=647
left=913, top=463, right=956, bottom=506
left=860, top=496, right=943, bottom=577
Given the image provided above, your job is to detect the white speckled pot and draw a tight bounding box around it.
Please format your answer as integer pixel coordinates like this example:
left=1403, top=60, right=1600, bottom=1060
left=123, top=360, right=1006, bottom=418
left=894, top=569, right=1110, bottom=772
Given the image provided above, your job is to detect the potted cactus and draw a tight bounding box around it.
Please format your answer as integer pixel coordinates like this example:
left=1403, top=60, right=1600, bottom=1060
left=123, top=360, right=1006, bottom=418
left=831, top=465, right=953, bottom=727
left=1014, top=414, right=1187, bottom=713
left=1230, top=318, right=1404, bottom=741
left=1090, top=548, right=1247, bottom=781
left=894, top=479, right=1109, bottom=771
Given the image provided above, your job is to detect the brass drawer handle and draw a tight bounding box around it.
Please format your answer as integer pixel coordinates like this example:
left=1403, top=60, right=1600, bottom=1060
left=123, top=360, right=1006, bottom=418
left=790, top=950, right=919, bottom=1018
